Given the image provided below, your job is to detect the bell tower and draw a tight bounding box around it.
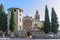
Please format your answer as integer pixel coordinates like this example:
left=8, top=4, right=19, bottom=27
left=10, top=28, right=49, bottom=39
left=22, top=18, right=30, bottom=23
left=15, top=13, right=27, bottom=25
left=7, top=7, right=23, bottom=31
left=35, top=10, right=40, bottom=20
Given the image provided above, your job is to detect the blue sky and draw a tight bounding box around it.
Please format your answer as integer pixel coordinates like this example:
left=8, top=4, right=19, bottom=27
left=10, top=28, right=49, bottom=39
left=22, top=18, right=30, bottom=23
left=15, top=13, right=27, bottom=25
left=0, top=0, right=60, bottom=30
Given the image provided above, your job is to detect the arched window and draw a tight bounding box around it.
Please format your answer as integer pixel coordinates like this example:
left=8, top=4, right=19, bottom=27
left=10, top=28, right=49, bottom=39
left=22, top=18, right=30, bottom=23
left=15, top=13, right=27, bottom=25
left=34, top=24, right=37, bottom=27
left=19, top=25, right=21, bottom=30
left=20, top=14, right=21, bottom=16
left=14, top=9, right=16, bottom=11
left=19, top=18, right=21, bottom=22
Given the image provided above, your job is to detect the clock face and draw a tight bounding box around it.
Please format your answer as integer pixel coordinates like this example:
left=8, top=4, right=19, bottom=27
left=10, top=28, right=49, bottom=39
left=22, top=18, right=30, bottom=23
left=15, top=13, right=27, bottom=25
left=23, top=19, right=32, bottom=27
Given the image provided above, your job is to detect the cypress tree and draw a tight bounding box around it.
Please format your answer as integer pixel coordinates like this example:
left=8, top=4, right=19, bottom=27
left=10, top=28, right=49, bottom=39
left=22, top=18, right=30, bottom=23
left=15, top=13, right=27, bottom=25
left=51, top=7, right=59, bottom=33
left=44, top=5, right=50, bottom=34
left=0, top=4, right=1, bottom=30
left=0, top=4, right=7, bottom=37
left=9, top=8, right=16, bottom=32
left=0, top=4, right=7, bottom=32
left=0, top=4, right=4, bottom=30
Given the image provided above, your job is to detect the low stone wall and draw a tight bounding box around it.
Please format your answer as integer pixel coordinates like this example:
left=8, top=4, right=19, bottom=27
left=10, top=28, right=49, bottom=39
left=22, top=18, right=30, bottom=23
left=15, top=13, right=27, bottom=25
left=14, top=31, right=60, bottom=39
left=0, top=30, right=60, bottom=39
left=32, top=31, right=46, bottom=39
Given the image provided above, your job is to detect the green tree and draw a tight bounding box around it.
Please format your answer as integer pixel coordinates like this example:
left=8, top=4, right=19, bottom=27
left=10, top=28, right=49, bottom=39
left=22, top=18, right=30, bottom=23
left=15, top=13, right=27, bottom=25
left=51, top=7, right=59, bottom=33
left=0, top=4, right=7, bottom=37
left=0, top=4, right=2, bottom=30
left=44, top=5, right=50, bottom=34
left=0, top=4, right=4, bottom=30
left=9, top=8, right=16, bottom=32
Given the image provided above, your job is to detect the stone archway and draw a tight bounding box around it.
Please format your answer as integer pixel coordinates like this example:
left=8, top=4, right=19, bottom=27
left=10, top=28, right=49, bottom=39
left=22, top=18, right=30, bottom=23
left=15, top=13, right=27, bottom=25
left=27, top=31, right=32, bottom=38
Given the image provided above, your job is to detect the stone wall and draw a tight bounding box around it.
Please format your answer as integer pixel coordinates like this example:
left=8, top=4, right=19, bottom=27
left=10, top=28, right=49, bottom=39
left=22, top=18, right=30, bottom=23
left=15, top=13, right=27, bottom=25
left=0, top=30, right=60, bottom=39
left=14, top=30, right=60, bottom=39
